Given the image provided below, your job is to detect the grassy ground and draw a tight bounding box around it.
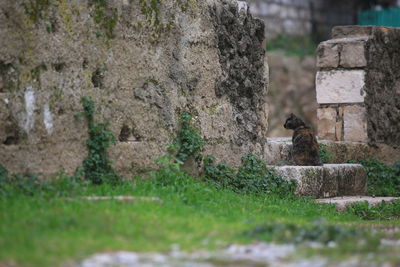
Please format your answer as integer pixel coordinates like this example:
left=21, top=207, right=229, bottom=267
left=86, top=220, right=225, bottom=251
left=1, top=169, right=400, bottom=267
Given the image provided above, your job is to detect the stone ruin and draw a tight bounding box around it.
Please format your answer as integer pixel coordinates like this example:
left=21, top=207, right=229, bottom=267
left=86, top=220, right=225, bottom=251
left=0, top=0, right=399, bottom=202
left=268, top=26, right=400, bottom=199
left=0, top=0, right=268, bottom=178
left=316, top=26, right=400, bottom=147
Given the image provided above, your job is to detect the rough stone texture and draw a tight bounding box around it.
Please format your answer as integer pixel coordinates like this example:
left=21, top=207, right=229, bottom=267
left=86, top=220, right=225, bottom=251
left=335, top=120, right=343, bottom=141
left=316, top=196, right=400, bottom=212
left=319, top=26, right=400, bottom=148
left=265, top=138, right=400, bottom=166
left=264, top=137, right=292, bottom=165
left=316, top=42, right=339, bottom=68
left=317, top=107, right=336, bottom=140
left=343, top=105, right=368, bottom=142
left=0, top=0, right=268, bottom=178
left=213, top=1, right=267, bottom=146
left=316, top=70, right=365, bottom=104
left=340, top=42, right=367, bottom=68
left=331, top=25, right=374, bottom=39
left=363, top=26, right=400, bottom=147
left=273, top=164, right=367, bottom=198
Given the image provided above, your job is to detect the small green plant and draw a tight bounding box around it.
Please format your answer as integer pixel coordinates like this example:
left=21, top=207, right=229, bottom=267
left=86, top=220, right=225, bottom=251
left=359, top=158, right=400, bottom=197
left=319, top=143, right=333, bottom=163
left=244, top=218, right=362, bottom=245
left=266, top=34, right=318, bottom=57
left=174, top=112, right=204, bottom=163
left=346, top=200, right=400, bottom=220
left=46, top=23, right=55, bottom=33
left=79, top=96, right=121, bottom=185
left=203, top=154, right=296, bottom=196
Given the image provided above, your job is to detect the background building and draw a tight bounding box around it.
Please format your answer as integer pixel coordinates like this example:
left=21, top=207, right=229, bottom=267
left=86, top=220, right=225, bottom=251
left=248, top=0, right=400, bottom=39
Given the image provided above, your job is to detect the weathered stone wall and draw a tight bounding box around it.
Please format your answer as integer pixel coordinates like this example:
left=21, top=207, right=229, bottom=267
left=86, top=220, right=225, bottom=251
left=316, top=26, right=400, bottom=148
left=0, top=0, right=268, bottom=178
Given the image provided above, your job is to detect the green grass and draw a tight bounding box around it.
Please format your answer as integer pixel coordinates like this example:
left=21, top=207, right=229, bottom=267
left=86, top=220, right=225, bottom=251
left=346, top=200, right=400, bottom=220
left=1, top=171, right=399, bottom=266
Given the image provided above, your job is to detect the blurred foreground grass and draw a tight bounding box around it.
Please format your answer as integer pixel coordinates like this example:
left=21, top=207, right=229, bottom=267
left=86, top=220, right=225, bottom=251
left=0, top=172, right=399, bottom=266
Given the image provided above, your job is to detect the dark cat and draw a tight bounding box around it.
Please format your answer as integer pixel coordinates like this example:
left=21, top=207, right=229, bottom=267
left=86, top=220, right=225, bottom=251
left=284, top=113, right=322, bottom=166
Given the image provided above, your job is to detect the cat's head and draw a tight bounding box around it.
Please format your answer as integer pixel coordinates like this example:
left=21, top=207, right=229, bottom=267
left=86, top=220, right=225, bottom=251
left=284, top=113, right=305, bottom=130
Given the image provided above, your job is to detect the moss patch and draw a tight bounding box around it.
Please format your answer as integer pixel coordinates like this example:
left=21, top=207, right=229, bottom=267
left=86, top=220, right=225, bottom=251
left=22, top=0, right=51, bottom=24
left=91, top=0, right=119, bottom=39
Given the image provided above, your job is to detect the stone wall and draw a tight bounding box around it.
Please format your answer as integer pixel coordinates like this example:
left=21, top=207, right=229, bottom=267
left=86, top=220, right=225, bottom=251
left=0, top=0, right=268, bottom=178
left=316, top=26, right=400, bottom=147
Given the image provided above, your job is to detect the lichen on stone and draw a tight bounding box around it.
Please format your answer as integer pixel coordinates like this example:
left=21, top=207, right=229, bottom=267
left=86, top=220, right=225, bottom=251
left=22, top=0, right=51, bottom=24
left=90, top=0, right=119, bottom=39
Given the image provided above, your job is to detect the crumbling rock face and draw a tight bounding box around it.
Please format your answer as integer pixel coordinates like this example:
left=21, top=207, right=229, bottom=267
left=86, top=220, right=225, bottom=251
left=212, top=1, right=267, bottom=145
left=364, top=27, right=400, bottom=147
left=0, top=0, right=268, bottom=178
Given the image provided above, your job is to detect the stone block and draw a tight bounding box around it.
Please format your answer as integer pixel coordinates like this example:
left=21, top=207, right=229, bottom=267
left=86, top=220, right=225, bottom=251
left=316, top=196, right=400, bottom=211
left=316, top=42, right=339, bottom=68
left=316, top=70, right=365, bottom=104
left=332, top=26, right=373, bottom=39
left=343, top=105, right=368, bottom=142
left=264, top=137, right=292, bottom=165
left=274, top=164, right=367, bottom=198
left=265, top=137, right=400, bottom=166
left=317, top=107, right=336, bottom=140
left=340, top=42, right=367, bottom=68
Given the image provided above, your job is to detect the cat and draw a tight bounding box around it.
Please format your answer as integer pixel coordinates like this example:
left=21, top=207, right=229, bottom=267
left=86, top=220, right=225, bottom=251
left=284, top=113, right=322, bottom=166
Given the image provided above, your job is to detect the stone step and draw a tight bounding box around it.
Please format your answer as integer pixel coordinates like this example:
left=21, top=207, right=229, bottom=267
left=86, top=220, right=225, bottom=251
left=273, top=164, right=367, bottom=198
left=264, top=137, right=400, bottom=165
left=316, top=196, right=400, bottom=211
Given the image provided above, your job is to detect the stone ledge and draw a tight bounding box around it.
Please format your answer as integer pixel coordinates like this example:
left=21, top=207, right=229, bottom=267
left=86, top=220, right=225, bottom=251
left=332, top=26, right=374, bottom=39
left=264, top=138, right=400, bottom=165
left=317, top=37, right=369, bottom=68
left=316, top=196, right=400, bottom=211
left=273, top=164, right=367, bottom=198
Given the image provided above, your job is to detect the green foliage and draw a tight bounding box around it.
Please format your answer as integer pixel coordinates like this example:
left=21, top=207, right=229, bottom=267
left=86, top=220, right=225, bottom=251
left=319, top=144, right=334, bottom=163
left=80, top=96, right=121, bottom=185
left=359, top=158, right=400, bottom=197
left=0, top=164, right=89, bottom=198
left=174, top=112, right=204, bottom=162
left=244, top=218, right=362, bottom=245
left=0, top=168, right=393, bottom=266
left=346, top=200, right=400, bottom=220
left=0, top=163, right=7, bottom=181
left=267, top=34, right=318, bottom=57
left=23, top=0, right=51, bottom=24
left=203, top=154, right=297, bottom=196
left=92, top=0, right=119, bottom=39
